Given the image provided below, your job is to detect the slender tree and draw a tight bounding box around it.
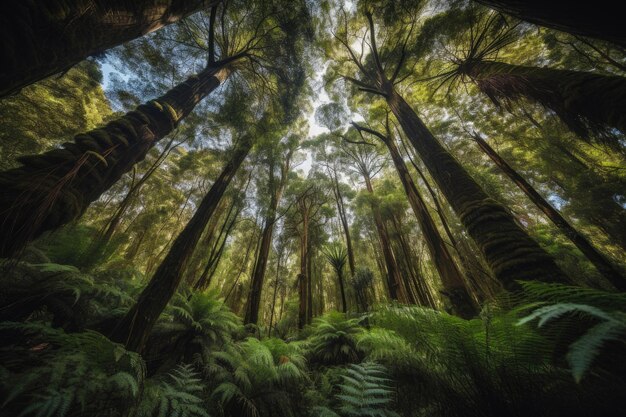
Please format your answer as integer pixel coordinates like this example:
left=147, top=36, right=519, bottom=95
left=323, top=242, right=349, bottom=313
left=110, top=133, right=254, bottom=352
left=243, top=140, right=294, bottom=324
left=342, top=143, right=405, bottom=301
left=351, top=121, right=477, bottom=317
left=471, top=132, right=626, bottom=290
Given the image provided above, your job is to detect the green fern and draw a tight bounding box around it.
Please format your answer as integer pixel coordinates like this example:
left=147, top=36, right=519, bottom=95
left=133, top=364, right=209, bottom=417
left=0, top=322, right=144, bottom=417
left=206, top=338, right=307, bottom=417
left=518, top=303, right=626, bottom=382
left=313, top=362, right=399, bottom=417
left=306, top=312, right=364, bottom=366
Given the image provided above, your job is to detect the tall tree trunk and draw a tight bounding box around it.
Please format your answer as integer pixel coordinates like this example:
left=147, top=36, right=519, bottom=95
left=358, top=123, right=477, bottom=317
left=110, top=135, right=253, bottom=353
left=307, top=241, right=314, bottom=323
left=267, top=252, right=283, bottom=337
left=244, top=153, right=290, bottom=324
left=363, top=175, right=405, bottom=301
left=298, top=215, right=309, bottom=329
left=473, top=133, right=626, bottom=290
left=99, top=136, right=177, bottom=247
left=473, top=0, right=626, bottom=47
left=1, top=0, right=220, bottom=97
left=460, top=60, right=626, bottom=146
left=384, top=86, right=569, bottom=290
left=332, top=172, right=356, bottom=277
left=0, top=64, right=231, bottom=257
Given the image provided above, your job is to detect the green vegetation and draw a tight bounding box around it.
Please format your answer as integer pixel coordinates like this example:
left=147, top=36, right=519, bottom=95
left=1, top=0, right=625, bottom=415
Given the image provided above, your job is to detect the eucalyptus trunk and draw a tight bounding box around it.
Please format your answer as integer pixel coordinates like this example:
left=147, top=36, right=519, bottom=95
left=0, top=65, right=231, bottom=257
left=384, top=130, right=477, bottom=317
left=332, top=173, right=356, bottom=277
left=1, top=0, right=219, bottom=97
left=384, top=85, right=569, bottom=290
left=473, top=133, right=626, bottom=290
left=473, top=0, right=626, bottom=47
left=460, top=60, right=626, bottom=145
left=110, top=135, right=253, bottom=353
left=297, top=214, right=309, bottom=329
left=364, top=175, right=405, bottom=301
left=244, top=164, right=288, bottom=324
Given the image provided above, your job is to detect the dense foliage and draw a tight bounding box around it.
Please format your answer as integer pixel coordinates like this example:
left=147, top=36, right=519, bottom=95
left=1, top=0, right=625, bottom=416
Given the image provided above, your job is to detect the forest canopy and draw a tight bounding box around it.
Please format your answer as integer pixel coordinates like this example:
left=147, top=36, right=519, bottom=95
left=1, top=1, right=625, bottom=416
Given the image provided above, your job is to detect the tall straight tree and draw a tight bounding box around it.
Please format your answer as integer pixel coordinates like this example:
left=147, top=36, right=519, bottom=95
left=0, top=0, right=311, bottom=257
left=243, top=137, right=295, bottom=324
left=341, top=143, right=405, bottom=301
left=331, top=5, right=569, bottom=290
left=287, top=183, right=326, bottom=328
left=1, top=0, right=222, bottom=97
left=351, top=120, right=477, bottom=318
left=111, top=133, right=254, bottom=352
left=471, top=132, right=626, bottom=290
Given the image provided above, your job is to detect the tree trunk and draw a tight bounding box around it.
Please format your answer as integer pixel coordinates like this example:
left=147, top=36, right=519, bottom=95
left=1, top=0, right=220, bottom=97
left=244, top=154, right=290, bottom=324
left=0, top=64, right=231, bottom=257
left=384, top=132, right=477, bottom=317
left=332, top=172, right=356, bottom=277
left=298, top=216, right=309, bottom=329
left=364, top=175, right=405, bottom=301
left=110, top=135, right=253, bottom=353
left=473, top=133, right=626, bottom=290
left=385, top=86, right=569, bottom=290
left=473, top=0, right=626, bottom=47
left=461, top=60, right=626, bottom=145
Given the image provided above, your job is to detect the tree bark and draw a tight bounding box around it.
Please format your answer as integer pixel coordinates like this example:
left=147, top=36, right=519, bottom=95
left=357, top=123, right=477, bottom=317
left=110, top=134, right=253, bottom=353
left=297, top=213, right=309, bottom=329
left=473, top=0, right=626, bottom=47
left=0, top=64, right=231, bottom=257
left=244, top=153, right=290, bottom=324
left=385, top=86, right=569, bottom=290
left=461, top=60, right=626, bottom=145
left=363, top=175, right=405, bottom=301
left=473, top=133, right=626, bottom=290
left=332, top=172, right=356, bottom=277
left=1, top=0, right=220, bottom=97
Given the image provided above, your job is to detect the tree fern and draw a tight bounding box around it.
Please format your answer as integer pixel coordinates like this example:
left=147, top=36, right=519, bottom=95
left=313, top=362, right=399, bottom=417
left=306, top=312, right=364, bottom=366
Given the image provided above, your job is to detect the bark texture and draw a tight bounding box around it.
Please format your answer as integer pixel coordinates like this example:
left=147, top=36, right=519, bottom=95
left=0, top=66, right=230, bottom=257
left=1, top=0, right=218, bottom=96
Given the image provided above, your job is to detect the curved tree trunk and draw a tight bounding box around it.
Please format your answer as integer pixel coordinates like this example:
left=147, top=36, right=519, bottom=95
left=0, top=65, right=231, bottom=257
left=472, top=133, right=626, bottom=290
left=110, top=135, right=253, bottom=353
left=1, top=0, right=219, bottom=97
left=473, top=0, right=626, bottom=47
left=461, top=60, right=626, bottom=146
left=385, top=86, right=569, bottom=290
